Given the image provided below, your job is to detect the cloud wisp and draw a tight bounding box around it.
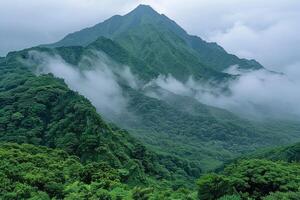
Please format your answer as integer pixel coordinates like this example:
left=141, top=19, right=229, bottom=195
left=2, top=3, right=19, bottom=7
left=145, top=65, right=300, bottom=119
left=26, top=50, right=138, bottom=120
left=23, top=49, right=300, bottom=121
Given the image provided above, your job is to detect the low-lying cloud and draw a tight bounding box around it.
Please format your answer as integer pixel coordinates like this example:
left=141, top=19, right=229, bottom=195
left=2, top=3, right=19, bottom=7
left=146, top=65, right=300, bottom=119
left=26, top=50, right=137, bottom=120
left=23, top=50, right=300, bottom=121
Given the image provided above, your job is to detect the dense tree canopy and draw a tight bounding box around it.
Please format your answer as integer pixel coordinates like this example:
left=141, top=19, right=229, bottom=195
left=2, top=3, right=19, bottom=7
left=0, top=55, right=201, bottom=197
left=197, top=159, right=300, bottom=200
left=0, top=143, right=199, bottom=199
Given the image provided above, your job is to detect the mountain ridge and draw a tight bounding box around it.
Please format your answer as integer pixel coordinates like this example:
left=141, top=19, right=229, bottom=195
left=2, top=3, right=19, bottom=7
left=47, top=4, right=263, bottom=75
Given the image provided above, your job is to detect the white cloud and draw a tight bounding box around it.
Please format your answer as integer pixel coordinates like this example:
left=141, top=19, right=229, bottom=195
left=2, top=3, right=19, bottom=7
left=145, top=65, right=300, bottom=119
left=26, top=50, right=138, bottom=119
left=210, top=19, right=300, bottom=71
left=22, top=48, right=300, bottom=120
left=200, top=67, right=300, bottom=118
left=146, top=75, right=191, bottom=96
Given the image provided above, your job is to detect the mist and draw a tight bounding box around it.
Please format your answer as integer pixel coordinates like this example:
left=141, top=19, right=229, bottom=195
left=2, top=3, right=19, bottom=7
left=23, top=49, right=300, bottom=121
left=26, top=50, right=138, bottom=120
left=146, top=65, right=300, bottom=120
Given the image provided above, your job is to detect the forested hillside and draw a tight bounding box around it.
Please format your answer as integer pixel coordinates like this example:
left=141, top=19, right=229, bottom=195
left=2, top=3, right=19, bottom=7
left=0, top=56, right=202, bottom=190
left=1, top=4, right=300, bottom=200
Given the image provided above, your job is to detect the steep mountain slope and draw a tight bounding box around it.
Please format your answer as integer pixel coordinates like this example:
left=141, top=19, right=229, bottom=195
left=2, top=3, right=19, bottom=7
left=48, top=5, right=262, bottom=81
left=0, top=54, right=200, bottom=185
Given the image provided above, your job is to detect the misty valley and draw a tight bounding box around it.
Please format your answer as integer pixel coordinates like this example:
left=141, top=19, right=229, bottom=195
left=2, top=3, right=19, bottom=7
left=1, top=4, right=300, bottom=200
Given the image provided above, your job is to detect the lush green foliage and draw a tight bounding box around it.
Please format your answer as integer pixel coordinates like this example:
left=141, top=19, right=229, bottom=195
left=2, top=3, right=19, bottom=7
left=263, top=192, right=300, bottom=200
left=0, top=142, right=121, bottom=199
left=0, top=142, right=197, bottom=199
left=197, top=159, right=300, bottom=200
left=0, top=57, right=201, bottom=187
left=245, top=142, right=300, bottom=163
left=218, top=195, right=241, bottom=200
left=0, top=61, right=136, bottom=170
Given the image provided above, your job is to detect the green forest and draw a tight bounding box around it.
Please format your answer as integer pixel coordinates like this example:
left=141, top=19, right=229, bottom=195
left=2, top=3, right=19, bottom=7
left=3, top=55, right=300, bottom=199
left=1, top=4, right=300, bottom=200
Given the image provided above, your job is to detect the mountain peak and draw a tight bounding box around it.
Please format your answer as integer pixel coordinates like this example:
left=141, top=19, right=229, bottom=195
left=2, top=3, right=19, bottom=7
left=128, top=4, right=159, bottom=17
left=135, top=4, right=155, bottom=11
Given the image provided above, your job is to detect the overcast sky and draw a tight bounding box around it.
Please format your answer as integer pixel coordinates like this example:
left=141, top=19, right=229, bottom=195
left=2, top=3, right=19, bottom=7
left=1, top=0, right=299, bottom=71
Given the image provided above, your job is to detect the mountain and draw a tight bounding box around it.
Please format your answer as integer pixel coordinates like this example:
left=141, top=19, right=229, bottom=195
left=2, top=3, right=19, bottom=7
left=1, top=4, right=300, bottom=199
left=8, top=6, right=300, bottom=171
left=0, top=54, right=202, bottom=189
left=9, top=32, right=300, bottom=173
left=47, top=5, right=263, bottom=81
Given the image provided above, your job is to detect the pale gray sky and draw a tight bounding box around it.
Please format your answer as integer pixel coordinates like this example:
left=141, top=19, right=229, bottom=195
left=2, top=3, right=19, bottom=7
left=1, top=0, right=299, bottom=71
